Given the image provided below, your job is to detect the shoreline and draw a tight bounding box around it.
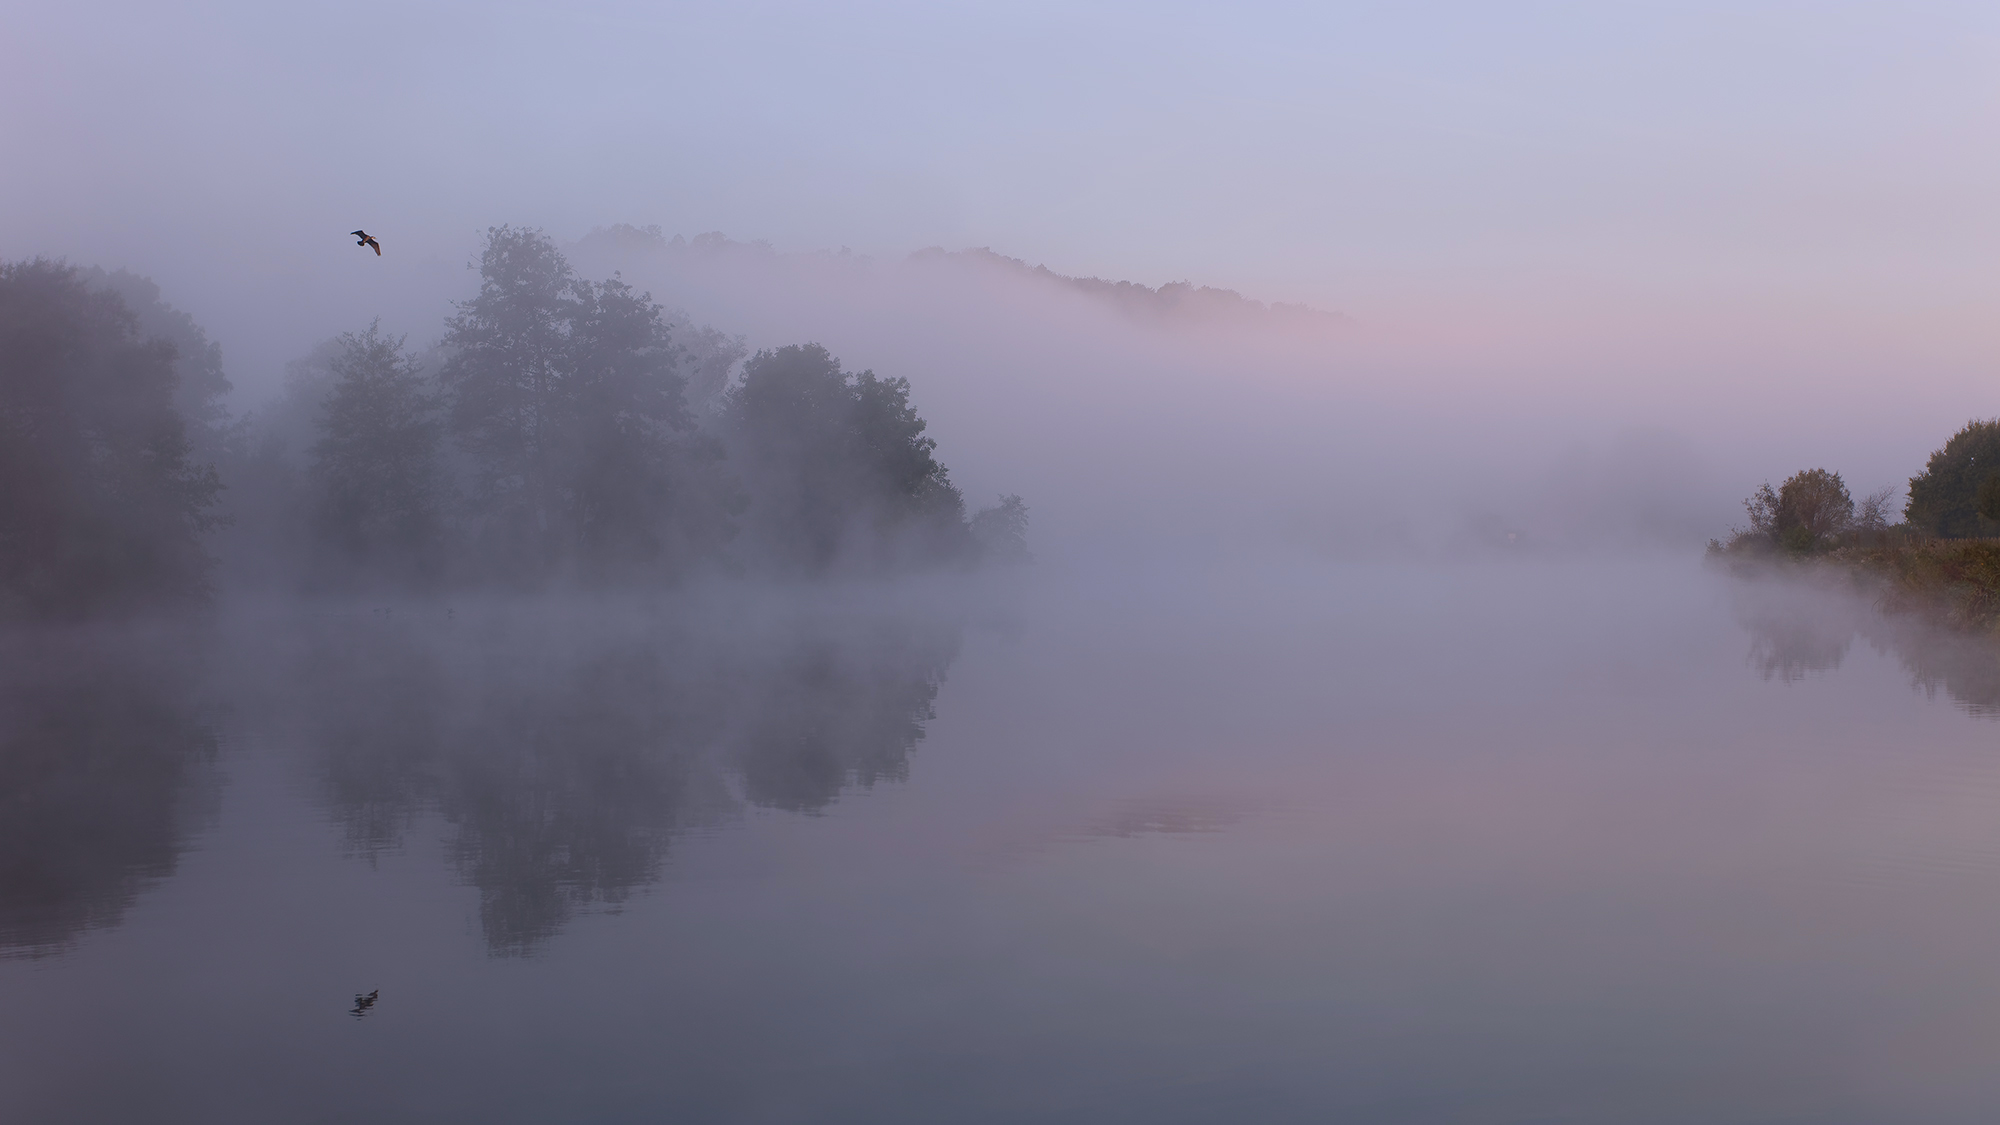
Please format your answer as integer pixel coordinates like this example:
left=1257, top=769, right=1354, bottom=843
left=1714, top=537, right=2000, bottom=635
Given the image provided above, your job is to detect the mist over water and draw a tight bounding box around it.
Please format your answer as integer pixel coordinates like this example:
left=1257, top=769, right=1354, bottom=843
left=10, top=557, right=2000, bottom=1121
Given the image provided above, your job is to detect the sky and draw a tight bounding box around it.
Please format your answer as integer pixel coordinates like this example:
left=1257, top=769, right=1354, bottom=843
left=9, top=1, right=1998, bottom=311
left=6, top=0, right=2000, bottom=545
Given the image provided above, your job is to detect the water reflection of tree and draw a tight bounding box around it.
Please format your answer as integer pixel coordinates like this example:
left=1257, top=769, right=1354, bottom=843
left=297, top=609, right=959, bottom=954
left=0, top=632, right=219, bottom=958
left=728, top=623, right=956, bottom=813
left=441, top=641, right=734, bottom=956
left=1741, top=607, right=1854, bottom=683
left=1860, top=617, right=2000, bottom=717
left=1732, top=577, right=2000, bottom=714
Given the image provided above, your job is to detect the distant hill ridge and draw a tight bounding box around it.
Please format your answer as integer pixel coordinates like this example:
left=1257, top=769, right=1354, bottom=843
left=574, top=225, right=1344, bottom=328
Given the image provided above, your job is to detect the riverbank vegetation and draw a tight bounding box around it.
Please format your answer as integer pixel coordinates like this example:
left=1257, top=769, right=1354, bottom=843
left=0, top=229, right=1028, bottom=622
left=1712, top=420, right=2000, bottom=633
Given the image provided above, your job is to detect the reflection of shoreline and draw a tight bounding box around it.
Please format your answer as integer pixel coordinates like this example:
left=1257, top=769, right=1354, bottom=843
left=1731, top=576, right=2000, bottom=715
left=268, top=601, right=964, bottom=955
left=0, top=598, right=973, bottom=960
left=0, top=628, right=221, bottom=959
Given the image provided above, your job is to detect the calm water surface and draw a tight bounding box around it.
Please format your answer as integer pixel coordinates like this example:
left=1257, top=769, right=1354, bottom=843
left=6, top=556, right=2000, bottom=1123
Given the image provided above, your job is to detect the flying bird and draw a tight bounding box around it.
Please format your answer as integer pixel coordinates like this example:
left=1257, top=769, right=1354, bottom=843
left=351, top=230, right=381, bottom=256
left=350, top=989, right=380, bottom=1018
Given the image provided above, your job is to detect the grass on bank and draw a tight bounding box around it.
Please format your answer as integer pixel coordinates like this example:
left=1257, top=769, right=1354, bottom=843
left=1710, top=530, right=2000, bottom=634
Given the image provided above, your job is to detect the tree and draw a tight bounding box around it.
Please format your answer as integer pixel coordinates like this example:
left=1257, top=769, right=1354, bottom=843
left=1737, top=468, right=1853, bottom=553
left=212, top=339, right=340, bottom=590
left=1907, top=419, right=2000, bottom=538
left=970, top=495, right=1031, bottom=564
left=78, top=268, right=235, bottom=462
left=723, top=344, right=972, bottom=575
left=667, top=317, right=746, bottom=412
left=1775, top=468, right=1852, bottom=546
left=0, top=259, right=218, bottom=618
left=439, top=227, right=733, bottom=583
left=440, top=226, right=577, bottom=569
left=308, top=323, right=446, bottom=588
left=562, top=274, right=739, bottom=578
left=1977, top=477, right=2000, bottom=524
left=1854, top=486, right=1898, bottom=533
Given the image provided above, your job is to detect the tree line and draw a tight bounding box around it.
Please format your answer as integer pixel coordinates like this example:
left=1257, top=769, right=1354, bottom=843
left=1717, top=419, right=2000, bottom=556
left=0, top=229, right=1029, bottom=618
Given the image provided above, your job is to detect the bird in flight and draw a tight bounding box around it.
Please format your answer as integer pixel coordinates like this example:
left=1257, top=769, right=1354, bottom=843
left=350, top=989, right=380, bottom=1018
left=351, top=230, right=381, bottom=256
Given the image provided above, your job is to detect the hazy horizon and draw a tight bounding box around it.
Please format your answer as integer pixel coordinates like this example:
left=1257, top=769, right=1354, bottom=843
left=11, top=1, right=1999, bottom=556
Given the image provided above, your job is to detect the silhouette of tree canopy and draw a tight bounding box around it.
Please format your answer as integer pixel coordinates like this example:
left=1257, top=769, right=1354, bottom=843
left=308, top=323, right=448, bottom=589
left=1734, top=468, right=1857, bottom=555
left=724, top=344, right=972, bottom=575
left=440, top=227, right=736, bottom=584
left=0, top=260, right=219, bottom=619
left=440, top=227, right=575, bottom=554
left=672, top=318, right=748, bottom=411
left=77, top=267, right=235, bottom=462
left=0, top=239, right=1023, bottom=610
left=970, top=494, right=1031, bottom=564
left=1907, top=420, right=2000, bottom=538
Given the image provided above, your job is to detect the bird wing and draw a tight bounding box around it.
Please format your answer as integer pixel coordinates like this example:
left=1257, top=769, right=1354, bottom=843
left=351, top=230, right=366, bottom=237
left=370, top=239, right=381, bottom=255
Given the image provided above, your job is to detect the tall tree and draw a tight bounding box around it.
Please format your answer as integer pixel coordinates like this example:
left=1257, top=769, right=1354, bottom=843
left=0, top=260, right=218, bottom=618
left=440, top=226, right=576, bottom=566
left=724, top=344, right=971, bottom=575
left=308, top=323, right=447, bottom=588
left=440, top=227, right=734, bottom=583
left=1907, top=420, right=2000, bottom=538
left=563, top=274, right=739, bottom=577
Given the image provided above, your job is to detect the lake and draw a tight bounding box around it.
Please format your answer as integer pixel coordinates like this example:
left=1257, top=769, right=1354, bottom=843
left=5, top=555, right=2000, bottom=1123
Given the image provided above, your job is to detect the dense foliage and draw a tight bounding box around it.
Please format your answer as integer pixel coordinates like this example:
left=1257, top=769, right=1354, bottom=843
left=309, top=324, right=448, bottom=589
left=1742, top=468, right=1854, bottom=552
left=76, top=268, right=235, bottom=461
left=0, top=231, right=1024, bottom=616
left=439, top=226, right=741, bottom=585
left=0, top=261, right=219, bottom=619
left=1716, top=468, right=1892, bottom=558
left=723, top=343, right=972, bottom=575
left=1905, top=419, right=2000, bottom=539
